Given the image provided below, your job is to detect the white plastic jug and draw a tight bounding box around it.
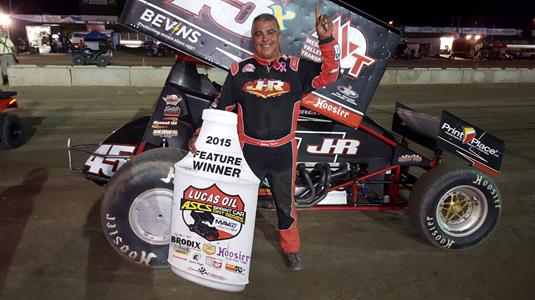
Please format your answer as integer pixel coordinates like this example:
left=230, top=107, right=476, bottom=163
left=168, top=109, right=260, bottom=292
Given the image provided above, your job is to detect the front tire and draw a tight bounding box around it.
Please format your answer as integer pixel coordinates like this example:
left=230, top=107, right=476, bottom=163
left=409, top=166, right=502, bottom=250
left=100, top=148, right=186, bottom=267
left=0, top=113, right=23, bottom=149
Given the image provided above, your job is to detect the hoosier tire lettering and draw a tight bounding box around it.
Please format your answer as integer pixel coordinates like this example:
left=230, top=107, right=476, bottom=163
left=425, top=216, right=455, bottom=249
left=473, top=174, right=501, bottom=209
left=105, top=214, right=158, bottom=266
left=409, top=166, right=502, bottom=250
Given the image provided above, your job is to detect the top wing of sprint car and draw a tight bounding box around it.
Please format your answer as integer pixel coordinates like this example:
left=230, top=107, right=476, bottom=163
left=120, top=0, right=401, bottom=128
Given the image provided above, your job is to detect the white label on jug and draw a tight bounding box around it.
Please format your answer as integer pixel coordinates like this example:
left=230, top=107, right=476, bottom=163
left=192, top=150, right=243, bottom=178
left=181, top=184, right=246, bottom=241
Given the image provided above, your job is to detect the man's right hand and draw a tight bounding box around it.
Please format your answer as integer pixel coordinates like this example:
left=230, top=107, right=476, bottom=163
left=187, top=135, right=198, bottom=153
left=315, top=5, right=333, bottom=40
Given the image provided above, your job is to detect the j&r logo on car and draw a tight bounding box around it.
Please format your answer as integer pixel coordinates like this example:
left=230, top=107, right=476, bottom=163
left=242, top=80, right=291, bottom=99
left=181, top=184, right=246, bottom=241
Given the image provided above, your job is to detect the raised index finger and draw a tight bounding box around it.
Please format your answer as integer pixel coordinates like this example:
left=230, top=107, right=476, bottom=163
left=315, top=5, right=320, bottom=21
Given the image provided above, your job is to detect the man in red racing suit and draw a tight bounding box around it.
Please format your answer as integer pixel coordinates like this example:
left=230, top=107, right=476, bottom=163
left=189, top=8, right=339, bottom=271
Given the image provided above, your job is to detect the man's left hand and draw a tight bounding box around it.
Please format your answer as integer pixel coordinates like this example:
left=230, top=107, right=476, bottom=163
left=315, top=5, right=333, bottom=40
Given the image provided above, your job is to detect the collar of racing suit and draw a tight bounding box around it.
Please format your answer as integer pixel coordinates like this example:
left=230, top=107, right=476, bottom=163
left=253, top=53, right=286, bottom=71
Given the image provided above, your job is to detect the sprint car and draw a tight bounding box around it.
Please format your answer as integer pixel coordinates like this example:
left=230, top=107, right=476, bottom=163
left=68, top=0, right=505, bottom=267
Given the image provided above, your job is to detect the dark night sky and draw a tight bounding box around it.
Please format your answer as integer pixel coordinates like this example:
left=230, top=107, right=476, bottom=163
left=0, top=0, right=534, bottom=28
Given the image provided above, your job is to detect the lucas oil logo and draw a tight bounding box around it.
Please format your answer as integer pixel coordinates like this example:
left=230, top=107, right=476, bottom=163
left=181, top=184, right=246, bottom=241
left=243, top=80, right=291, bottom=99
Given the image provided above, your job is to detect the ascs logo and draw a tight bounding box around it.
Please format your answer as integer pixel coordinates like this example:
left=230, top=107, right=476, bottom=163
left=242, top=80, right=291, bottom=99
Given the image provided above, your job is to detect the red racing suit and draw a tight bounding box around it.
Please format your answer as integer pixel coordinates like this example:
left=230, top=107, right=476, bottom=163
left=212, top=36, right=339, bottom=254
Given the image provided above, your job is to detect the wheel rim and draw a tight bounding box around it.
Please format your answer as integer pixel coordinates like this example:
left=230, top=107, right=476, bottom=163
left=128, top=188, right=173, bottom=245
left=435, top=185, right=488, bottom=237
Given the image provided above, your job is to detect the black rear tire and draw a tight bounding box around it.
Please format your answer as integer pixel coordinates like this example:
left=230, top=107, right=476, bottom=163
left=100, top=148, right=187, bottom=267
left=409, top=166, right=502, bottom=250
left=0, top=113, right=24, bottom=149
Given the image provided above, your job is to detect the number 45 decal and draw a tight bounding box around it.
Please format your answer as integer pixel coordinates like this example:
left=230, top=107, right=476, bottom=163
left=85, top=144, right=136, bottom=177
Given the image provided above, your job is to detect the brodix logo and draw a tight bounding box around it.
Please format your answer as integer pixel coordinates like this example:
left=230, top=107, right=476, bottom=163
left=441, top=123, right=500, bottom=157
left=140, top=8, right=201, bottom=43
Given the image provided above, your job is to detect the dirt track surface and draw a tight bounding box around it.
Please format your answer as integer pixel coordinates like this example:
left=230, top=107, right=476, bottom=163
left=1, top=84, right=534, bottom=299
left=16, top=50, right=535, bottom=69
